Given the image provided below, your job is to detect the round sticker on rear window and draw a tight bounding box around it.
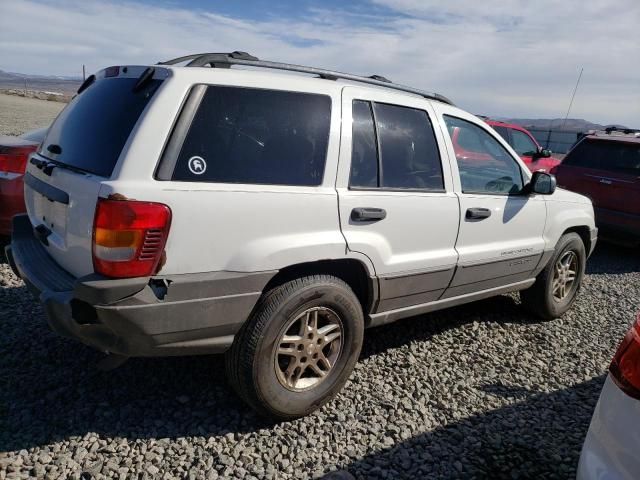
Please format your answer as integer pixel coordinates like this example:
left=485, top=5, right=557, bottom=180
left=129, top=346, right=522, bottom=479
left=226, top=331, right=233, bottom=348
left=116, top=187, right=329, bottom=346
left=188, top=156, right=207, bottom=175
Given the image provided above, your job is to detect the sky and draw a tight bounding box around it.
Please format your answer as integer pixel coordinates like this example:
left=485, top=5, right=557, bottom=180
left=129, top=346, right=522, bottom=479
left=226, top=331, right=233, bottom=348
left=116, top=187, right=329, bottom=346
left=1, top=0, right=638, bottom=126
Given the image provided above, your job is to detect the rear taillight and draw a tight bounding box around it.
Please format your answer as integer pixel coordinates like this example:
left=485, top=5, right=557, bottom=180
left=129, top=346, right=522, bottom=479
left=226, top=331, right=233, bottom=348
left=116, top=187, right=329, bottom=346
left=0, top=146, right=35, bottom=174
left=92, top=199, right=171, bottom=278
left=610, top=313, right=640, bottom=400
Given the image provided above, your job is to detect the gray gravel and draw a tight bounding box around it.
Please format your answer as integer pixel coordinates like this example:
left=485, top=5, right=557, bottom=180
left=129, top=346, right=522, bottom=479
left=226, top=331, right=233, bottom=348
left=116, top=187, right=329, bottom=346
left=1, top=243, right=638, bottom=479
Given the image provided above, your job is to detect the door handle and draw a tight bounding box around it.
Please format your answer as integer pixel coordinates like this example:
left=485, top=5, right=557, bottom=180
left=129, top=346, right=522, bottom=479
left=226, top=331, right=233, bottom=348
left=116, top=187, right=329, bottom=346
left=351, top=207, right=387, bottom=222
left=466, top=207, right=491, bottom=220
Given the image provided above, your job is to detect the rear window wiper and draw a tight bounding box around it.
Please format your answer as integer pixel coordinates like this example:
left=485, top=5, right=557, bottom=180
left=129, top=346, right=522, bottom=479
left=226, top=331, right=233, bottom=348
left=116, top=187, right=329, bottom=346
left=30, top=157, right=87, bottom=176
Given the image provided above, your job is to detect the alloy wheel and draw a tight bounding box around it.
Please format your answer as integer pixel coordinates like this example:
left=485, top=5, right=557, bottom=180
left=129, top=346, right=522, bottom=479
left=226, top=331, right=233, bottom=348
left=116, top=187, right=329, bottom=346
left=274, top=307, right=343, bottom=391
left=552, top=250, right=578, bottom=301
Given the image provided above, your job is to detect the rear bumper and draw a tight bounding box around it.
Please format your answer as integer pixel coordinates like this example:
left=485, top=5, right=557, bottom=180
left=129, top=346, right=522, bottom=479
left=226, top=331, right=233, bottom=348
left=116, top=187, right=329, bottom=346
left=7, top=215, right=275, bottom=356
left=0, top=173, right=26, bottom=236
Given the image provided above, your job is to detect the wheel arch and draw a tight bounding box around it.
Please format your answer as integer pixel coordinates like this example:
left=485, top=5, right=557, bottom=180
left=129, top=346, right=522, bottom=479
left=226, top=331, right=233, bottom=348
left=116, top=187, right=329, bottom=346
left=561, top=225, right=591, bottom=254
left=262, top=259, right=378, bottom=315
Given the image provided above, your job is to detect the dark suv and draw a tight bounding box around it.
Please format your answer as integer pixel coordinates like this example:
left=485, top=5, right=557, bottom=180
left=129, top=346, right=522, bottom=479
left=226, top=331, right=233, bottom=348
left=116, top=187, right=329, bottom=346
left=554, top=130, right=640, bottom=244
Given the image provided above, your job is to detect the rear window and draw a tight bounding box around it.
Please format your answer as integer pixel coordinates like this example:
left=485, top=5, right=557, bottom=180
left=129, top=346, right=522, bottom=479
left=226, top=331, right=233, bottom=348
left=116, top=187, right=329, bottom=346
left=171, top=86, right=331, bottom=186
left=39, top=77, right=161, bottom=177
left=564, top=140, right=640, bottom=174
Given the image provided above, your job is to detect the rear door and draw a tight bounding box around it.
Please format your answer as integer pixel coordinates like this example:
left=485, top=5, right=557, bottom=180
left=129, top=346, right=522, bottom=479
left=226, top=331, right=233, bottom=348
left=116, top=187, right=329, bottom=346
left=23, top=67, right=165, bottom=277
left=434, top=106, right=546, bottom=297
left=337, top=87, right=460, bottom=312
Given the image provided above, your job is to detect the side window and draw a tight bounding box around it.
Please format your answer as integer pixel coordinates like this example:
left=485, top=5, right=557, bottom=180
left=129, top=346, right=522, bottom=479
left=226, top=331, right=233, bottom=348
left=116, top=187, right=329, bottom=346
left=349, top=100, right=444, bottom=191
left=564, top=140, right=640, bottom=174
left=350, top=100, right=378, bottom=188
left=511, top=129, right=539, bottom=156
left=374, top=103, right=444, bottom=190
left=172, top=86, right=331, bottom=186
left=492, top=126, right=511, bottom=144
left=444, top=115, right=524, bottom=195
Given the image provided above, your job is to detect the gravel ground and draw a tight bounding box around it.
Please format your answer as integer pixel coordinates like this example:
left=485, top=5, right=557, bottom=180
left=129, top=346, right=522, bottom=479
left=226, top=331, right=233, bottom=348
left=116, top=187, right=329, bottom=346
left=1, top=243, right=638, bottom=479
left=0, top=94, right=64, bottom=136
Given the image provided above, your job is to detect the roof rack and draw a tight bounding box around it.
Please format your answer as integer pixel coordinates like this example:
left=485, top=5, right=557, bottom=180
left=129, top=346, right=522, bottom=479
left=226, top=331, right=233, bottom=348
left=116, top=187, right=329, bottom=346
left=604, top=126, right=640, bottom=135
left=158, top=51, right=454, bottom=105
left=587, top=128, right=640, bottom=139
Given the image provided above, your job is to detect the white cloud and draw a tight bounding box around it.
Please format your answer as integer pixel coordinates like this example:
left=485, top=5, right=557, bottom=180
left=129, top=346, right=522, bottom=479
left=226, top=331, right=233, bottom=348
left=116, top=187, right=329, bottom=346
left=0, top=0, right=638, bottom=125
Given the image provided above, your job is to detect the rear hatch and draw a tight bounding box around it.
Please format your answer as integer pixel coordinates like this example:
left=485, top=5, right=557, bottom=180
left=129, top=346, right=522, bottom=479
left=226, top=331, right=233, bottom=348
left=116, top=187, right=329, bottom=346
left=556, top=138, right=640, bottom=216
left=23, top=66, right=164, bottom=278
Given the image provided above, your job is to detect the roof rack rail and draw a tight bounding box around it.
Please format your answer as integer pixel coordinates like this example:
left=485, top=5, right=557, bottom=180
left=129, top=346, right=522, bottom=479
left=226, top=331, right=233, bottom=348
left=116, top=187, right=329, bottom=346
left=158, top=51, right=454, bottom=105
left=604, top=126, right=640, bottom=135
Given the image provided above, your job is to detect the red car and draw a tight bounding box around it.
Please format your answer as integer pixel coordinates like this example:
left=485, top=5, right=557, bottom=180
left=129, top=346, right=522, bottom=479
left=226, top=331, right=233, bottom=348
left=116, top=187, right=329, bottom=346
left=0, top=128, right=47, bottom=236
left=554, top=130, right=640, bottom=245
left=485, top=120, right=560, bottom=172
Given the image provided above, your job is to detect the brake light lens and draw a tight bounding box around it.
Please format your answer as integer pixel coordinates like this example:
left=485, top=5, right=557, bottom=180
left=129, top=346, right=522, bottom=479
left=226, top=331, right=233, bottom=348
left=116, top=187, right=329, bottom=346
left=610, top=313, right=640, bottom=400
left=92, top=199, right=171, bottom=278
left=0, top=146, right=36, bottom=174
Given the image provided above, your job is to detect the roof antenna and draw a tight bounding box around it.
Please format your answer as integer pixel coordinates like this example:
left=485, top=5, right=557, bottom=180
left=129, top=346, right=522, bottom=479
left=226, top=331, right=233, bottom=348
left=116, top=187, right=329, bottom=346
left=561, top=67, right=584, bottom=130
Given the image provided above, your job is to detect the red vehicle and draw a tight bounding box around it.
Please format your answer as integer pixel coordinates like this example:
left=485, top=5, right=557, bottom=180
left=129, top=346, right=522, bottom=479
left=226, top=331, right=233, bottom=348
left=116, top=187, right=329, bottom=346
left=0, top=128, right=47, bottom=236
left=554, top=130, right=640, bottom=245
left=485, top=120, right=560, bottom=172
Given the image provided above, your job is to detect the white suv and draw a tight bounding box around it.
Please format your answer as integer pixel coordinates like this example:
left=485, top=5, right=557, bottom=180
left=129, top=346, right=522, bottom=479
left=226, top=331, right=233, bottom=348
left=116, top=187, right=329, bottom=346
left=7, top=52, right=597, bottom=419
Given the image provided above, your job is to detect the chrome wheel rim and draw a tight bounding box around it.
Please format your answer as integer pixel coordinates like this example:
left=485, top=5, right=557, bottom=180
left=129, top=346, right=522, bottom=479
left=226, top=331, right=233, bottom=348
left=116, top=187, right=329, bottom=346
left=274, top=307, right=343, bottom=391
left=552, top=250, right=578, bottom=301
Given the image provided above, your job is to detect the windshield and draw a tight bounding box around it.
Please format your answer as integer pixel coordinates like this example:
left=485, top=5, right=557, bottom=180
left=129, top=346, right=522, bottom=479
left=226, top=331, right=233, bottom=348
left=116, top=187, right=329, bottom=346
left=39, top=76, right=161, bottom=177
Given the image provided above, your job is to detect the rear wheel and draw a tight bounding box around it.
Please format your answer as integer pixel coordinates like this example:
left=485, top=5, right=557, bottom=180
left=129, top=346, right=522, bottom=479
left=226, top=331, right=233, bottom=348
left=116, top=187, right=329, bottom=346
left=520, top=232, right=586, bottom=319
left=225, top=275, right=364, bottom=419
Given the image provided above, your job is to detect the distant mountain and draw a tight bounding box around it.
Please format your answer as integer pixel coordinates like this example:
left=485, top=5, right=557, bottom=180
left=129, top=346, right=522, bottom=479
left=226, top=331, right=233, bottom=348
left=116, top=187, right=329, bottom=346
left=0, top=69, right=81, bottom=94
left=500, top=118, right=629, bottom=132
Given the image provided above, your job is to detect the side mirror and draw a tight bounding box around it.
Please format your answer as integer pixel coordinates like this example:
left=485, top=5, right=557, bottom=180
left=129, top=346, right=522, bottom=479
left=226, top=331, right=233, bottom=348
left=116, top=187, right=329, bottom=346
left=534, top=147, right=552, bottom=159
left=529, top=171, right=557, bottom=195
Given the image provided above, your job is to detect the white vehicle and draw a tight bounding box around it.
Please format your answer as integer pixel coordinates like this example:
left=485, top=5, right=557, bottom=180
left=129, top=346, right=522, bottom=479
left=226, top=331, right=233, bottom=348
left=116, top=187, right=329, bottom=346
left=7, top=52, right=597, bottom=419
left=578, top=313, right=640, bottom=480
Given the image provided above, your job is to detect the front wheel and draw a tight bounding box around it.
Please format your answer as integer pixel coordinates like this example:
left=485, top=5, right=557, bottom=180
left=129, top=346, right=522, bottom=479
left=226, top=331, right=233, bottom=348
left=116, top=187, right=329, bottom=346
left=225, top=275, right=364, bottom=420
left=520, top=232, right=586, bottom=320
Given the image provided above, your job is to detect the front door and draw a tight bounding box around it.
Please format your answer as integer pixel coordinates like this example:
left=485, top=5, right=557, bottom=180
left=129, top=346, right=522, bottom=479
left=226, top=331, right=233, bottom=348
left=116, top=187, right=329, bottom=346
left=434, top=107, right=547, bottom=298
left=336, top=87, right=460, bottom=312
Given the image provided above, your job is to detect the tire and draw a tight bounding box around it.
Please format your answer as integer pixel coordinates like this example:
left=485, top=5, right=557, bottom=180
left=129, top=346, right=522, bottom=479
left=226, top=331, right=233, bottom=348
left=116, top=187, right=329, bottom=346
left=225, top=275, right=364, bottom=420
left=520, top=232, right=586, bottom=320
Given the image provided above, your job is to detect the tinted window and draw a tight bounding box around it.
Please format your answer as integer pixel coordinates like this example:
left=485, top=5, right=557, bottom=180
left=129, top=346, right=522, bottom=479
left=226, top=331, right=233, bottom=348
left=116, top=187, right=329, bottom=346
left=564, top=140, right=640, bottom=174
left=493, top=126, right=510, bottom=143
left=444, top=115, right=524, bottom=194
left=350, top=100, right=378, bottom=188
left=40, top=77, right=161, bottom=177
left=511, top=129, right=538, bottom=156
left=172, top=87, right=331, bottom=185
left=374, top=103, right=443, bottom=190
